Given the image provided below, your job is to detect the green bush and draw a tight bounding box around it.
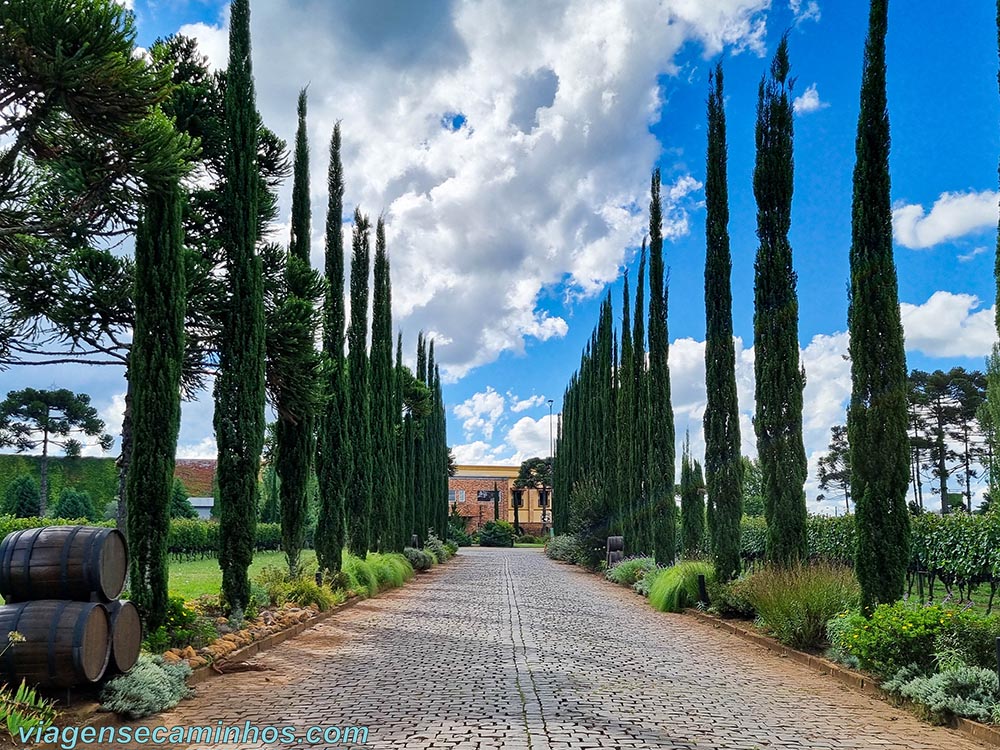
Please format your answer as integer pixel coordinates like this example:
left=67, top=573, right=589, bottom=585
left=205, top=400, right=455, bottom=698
left=2, top=476, right=40, bottom=518
left=633, top=566, right=666, bottom=597
left=884, top=663, right=1000, bottom=724
left=51, top=487, right=96, bottom=521
left=403, top=547, right=434, bottom=572
left=366, top=552, right=414, bottom=589
left=733, top=563, right=859, bottom=650
left=606, top=557, right=658, bottom=587
left=448, top=526, right=473, bottom=547
left=283, top=578, right=339, bottom=611
left=0, top=679, right=56, bottom=740
left=649, top=562, right=714, bottom=613
left=706, top=577, right=756, bottom=619
left=342, top=551, right=378, bottom=598
left=100, top=655, right=191, bottom=719
left=444, top=540, right=459, bottom=556
left=424, top=533, right=452, bottom=562
left=516, top=533, right=540, bottom=544
left=478, top=520, right=515, bottom=548
left=545, top=534, right=581, bottom=562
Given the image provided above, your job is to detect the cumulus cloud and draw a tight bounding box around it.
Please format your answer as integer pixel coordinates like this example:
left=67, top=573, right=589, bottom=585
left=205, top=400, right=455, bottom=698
left=180, top=0, right=772, bottom=379
left=507, top=415, right=557, bottom=461
left=792, top=83, right=828, bottom=115
left=453, top=387, right=506, bottom=439
left=789, top=0, right=821, bottom=24
left=900, top=291, right=996, bottom=358
left=451, top=440, right=516, bottom=465
left=893, top=190, right=999, bottom=249
left=509, top=394, right=547, bottom=413
left=176, top=438, right=219, bottom=460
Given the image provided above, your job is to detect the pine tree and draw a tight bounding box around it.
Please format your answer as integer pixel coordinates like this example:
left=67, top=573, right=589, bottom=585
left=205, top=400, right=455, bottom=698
left=274, top=90, right=320, bottom=577
left=346, top=211, right=373, bottom=556
left=753, top=35, right=808, bottom=567
left=315, top=123, right=349, bottom=574
left=848, top=0, right=911, bottom=611
left=127, top=178, right=186, bottom=628
left=2, top=475, right=40, bottom=518
left=703, top=64, right=743, bottom=582
left=370, top=218, right=397, bottom=551
left=647, top=170, right=676, bottom=565
left=214, top=0, right=265, bottom=617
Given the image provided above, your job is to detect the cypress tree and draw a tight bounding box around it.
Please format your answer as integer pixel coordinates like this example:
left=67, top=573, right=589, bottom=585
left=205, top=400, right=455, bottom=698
left=127, top=178, right=186, bottom=629
left=753, top=35, right=808, bottom=567
left=848, top=0, right=911, bottom=611
left=680, top=433, right=706, bottom=558
left=631, top=245, right=648, bottom=554
left=434, top=364, right=449, bottom=537
left=274, top=90, right=319, bottom=577
left=425, top=340, right=438, bottom=536
left=647, top=171, right=676, bottom=565
left=703, top=63, right=743, bottom=582
left=370, top=218, right=396, bottom=551
left=346, top=211, right=373, bottom=556
left=394, top=332, right=408, bottom=549
left=616, top=271, right=633, bottom=539
left=315, top=123, right=349, bottom=574
left=215, top=0, right=265, bottom=617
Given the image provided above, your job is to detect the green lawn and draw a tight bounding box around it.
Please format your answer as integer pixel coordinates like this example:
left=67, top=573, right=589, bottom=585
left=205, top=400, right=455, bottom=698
left=514, top=542, right=546, bottom=548
left=168, top=550, right=315, bottom=601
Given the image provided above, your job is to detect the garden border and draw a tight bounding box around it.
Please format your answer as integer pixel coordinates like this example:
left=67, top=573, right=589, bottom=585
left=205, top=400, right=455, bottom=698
left=685, top=608, right=1000, bottom=749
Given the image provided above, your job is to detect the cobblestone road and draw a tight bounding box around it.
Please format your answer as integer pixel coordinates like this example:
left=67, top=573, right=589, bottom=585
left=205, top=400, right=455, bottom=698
left=147, top=548, right=987, bottom=749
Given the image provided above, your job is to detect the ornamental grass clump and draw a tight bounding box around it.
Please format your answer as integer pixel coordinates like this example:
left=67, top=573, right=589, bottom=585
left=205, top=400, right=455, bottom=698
left=735, top=563, right=858, bottom=650
left=366, top=552, right=414, bottom=589
left=341, top=551, right=379, bottom=598
left=648, top=562, right=714, bottom=613
left=605, top=557, right=657, bottom=588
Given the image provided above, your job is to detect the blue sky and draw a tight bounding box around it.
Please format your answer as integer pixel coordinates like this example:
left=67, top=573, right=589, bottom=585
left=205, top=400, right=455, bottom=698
left=7, top=1, right=1000, bottom=513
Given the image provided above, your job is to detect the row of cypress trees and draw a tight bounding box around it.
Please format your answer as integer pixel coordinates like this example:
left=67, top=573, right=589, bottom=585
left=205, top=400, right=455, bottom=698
left=553, top=2, right=912, bottom=613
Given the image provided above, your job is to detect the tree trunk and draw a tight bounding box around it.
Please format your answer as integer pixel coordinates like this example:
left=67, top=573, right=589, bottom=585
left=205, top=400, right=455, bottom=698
left=937, top=419, right=948, bottom=514
left=39, top=428, right=49, bottom=517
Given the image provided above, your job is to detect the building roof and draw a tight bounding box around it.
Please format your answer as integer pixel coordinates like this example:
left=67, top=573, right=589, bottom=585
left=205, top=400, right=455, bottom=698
left=174, top=459, right=216, bottom=497
left=188, top=497, right=214, bottom=507
left=454, top=464, right=519, bottom=479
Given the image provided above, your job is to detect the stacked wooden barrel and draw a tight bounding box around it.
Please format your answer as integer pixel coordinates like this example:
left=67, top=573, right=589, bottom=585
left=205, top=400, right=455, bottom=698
left=0, top=526, right=141, bottom=688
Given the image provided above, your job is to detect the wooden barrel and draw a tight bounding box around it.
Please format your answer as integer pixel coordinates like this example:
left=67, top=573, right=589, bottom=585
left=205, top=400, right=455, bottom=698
left=0, top=601, right=110, bottom=687
left=0, top=526, right=127, bottom=602
left=104, top=600, right=141, bottom=675
left=606, top=536, right=624, bottom=553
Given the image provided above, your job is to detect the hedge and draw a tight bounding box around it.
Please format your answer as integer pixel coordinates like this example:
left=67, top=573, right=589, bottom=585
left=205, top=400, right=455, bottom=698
left=741, top=513, right=1000, bottom=591
left=0, top=456, right=118, bottom=510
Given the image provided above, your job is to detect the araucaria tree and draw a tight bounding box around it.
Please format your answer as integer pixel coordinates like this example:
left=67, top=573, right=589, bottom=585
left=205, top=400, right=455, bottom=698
left=647, top=169, right=677, bottom=565
left=126, top=176, right=187, bottom=629
left=272, top=90, right=321, bottom=576
left=847, top=0, right=910, bottom=612
left=346, top=211, right=373, bottom=556
left=315, top=123, right=349, bottom=573
left=752, top=35, right=807, bottom=566
left=703, top=63, right=743, bottom=582
left=214, top=0, right=266, bottom=617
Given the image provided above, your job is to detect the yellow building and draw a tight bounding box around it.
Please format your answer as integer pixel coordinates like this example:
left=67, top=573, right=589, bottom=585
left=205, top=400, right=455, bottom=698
left=448, top=464, right=552, bottom=535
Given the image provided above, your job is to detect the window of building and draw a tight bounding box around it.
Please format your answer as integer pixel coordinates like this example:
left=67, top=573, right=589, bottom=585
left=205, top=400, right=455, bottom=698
left=448, top=489, right=467, bottom=503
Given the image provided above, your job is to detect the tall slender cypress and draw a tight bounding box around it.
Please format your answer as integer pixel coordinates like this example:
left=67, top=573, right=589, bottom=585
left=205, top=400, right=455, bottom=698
left=315, top=123, right=348, bottom=573
left=346, top=211, right=372, bottom=555
left=370, top=218, right=396, bottom=551
left=647, top=170, right=676, bottom=565
left=703, top=64, right=743, bottom=582
left=616, top=272, right=633, bottom=539
left=631, top=245, right=648, bottom=554
left=753, top=36, right=807, bottom=567
left=127, top=179, right=186, bottom=629
left=680, top=432, right=706, bottom=558
left=848, top=0, right=910, bottom=611
left=215, top=0, right=265, bottom=616
left=394, top=332, right=408, bottom=548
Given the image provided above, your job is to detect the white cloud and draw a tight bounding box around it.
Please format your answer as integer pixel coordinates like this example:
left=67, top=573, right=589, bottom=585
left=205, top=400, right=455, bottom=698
left=509, top=393, right=546, bottom=413
left=176, top=438, right=218, bottom=460
left=789, top=0, right=821, bottom=24
left=900, top=291, right=996, bottom=358
left=180, top=0, right=773, bottom=380
left=453, top=387, right=506, bottom=439
left=958, top=246, right=989, bottom=263
left=893, top=190, right=999, bottom=249
left=792, top=83, right=828, bottom=115
left=506, top=415, right=557, bottom=461
left=451, top=440, right=516, bottom=465
left=115, top=0, right=135, bottom=11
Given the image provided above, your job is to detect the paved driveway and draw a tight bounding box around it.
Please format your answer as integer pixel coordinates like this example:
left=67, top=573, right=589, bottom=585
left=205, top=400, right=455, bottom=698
left=145, top=547, right=988, bottom=749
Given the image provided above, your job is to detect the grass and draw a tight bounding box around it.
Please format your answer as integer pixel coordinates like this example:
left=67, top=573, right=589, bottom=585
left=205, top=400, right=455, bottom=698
left=514, top=542, right=546, bottom=548
left=168, top=551, right=316, bottom=601
left=648, top=561, right=714, bottom=613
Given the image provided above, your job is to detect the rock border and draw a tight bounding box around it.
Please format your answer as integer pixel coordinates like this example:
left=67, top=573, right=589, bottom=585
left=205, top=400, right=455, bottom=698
left=685, top=607, right=1000, bottom=749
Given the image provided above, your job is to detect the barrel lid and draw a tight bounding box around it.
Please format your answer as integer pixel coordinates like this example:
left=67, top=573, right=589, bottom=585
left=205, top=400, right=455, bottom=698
left=78, top=603, right=110, bottom=682
left=97, top=530, right=127, bottom=601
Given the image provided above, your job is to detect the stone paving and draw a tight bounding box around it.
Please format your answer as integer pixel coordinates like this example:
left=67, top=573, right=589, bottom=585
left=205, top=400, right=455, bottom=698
left=141, top=548, right=988, bottom=749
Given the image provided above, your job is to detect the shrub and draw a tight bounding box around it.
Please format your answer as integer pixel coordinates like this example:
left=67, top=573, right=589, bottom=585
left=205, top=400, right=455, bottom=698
left=545, top=534, right=581, bottom=562
left=51, top=488, right=95, bottom=521
left=884, top=662, right=1000, bottom=724
left=0, top=679, right=56, bottom=740
left=403, top=547, right=434, bottom=572
left=734, top=563, right=859, bottom=650
left=283, top=578, right=339, bottom=611
left=828, top=602, right=959, bottom=678
left=606, top=557, right=658, bottom=587
left=444, top=540, right=459, bottom=556
left=478, top=520, right=515, bottom=548
left=706, top=578, right=756, bottom=619
left=99, top=655, right=191, bottom=719
left=425, top=533, right=452, bottom=561
left=633, top=566, right=667, bottom=597
left=366, top=552, right=414, bottom=590
left=2, top=476, right=40, bottom=518
left=932, top=612, right=1000, bottom=671
left=448, top=526, right=473, bottom=547
left=649, top=562, right=714, bottom=613
left=342, top=551, right=379, bottom=598
left=516, top=534, right=540, bottom=544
